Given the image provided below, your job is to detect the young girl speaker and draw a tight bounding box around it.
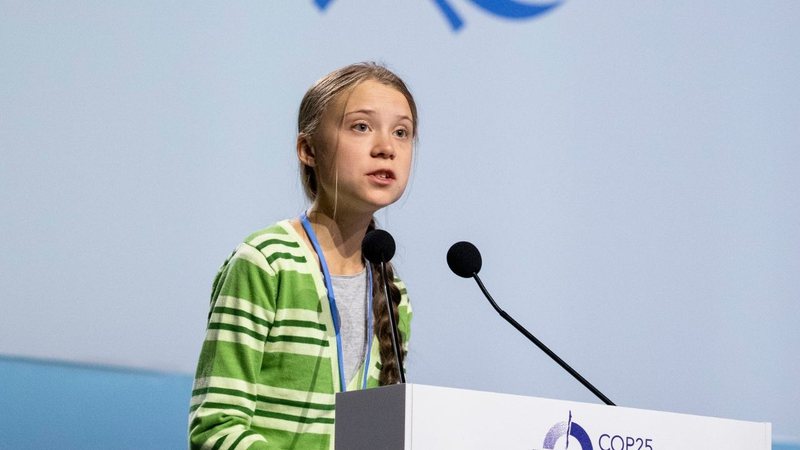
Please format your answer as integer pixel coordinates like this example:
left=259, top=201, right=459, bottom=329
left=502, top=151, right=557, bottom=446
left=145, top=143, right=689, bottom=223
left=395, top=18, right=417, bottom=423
left=189, top=62, right=416, bottom=450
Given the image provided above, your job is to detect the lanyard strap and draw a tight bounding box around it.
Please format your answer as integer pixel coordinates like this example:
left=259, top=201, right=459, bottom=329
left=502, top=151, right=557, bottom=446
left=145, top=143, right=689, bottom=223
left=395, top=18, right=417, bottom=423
left=299, top=213, right=373, bottom=391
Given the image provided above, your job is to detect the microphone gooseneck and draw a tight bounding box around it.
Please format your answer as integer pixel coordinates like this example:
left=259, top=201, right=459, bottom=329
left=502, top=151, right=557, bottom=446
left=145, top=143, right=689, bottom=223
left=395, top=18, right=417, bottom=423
left=362, top=229, right=405, bottom=384
left=446, top=241, right=615, bottom=406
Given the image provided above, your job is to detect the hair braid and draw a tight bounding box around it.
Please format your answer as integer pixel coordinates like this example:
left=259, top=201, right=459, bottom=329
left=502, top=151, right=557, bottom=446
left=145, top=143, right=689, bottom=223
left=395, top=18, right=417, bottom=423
left=367, top=219, right=406, bottom=385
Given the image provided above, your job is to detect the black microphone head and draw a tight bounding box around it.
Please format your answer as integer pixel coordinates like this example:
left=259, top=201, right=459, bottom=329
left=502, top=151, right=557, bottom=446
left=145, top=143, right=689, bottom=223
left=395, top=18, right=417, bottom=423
left=362, top=229, right=396, bottom=264
left=447, top=241, right=482, bottom=278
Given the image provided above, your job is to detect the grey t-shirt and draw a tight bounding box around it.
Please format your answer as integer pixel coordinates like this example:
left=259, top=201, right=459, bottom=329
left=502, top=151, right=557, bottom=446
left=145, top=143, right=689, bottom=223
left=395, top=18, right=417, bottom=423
left=331, top=269, right=369, bottom=384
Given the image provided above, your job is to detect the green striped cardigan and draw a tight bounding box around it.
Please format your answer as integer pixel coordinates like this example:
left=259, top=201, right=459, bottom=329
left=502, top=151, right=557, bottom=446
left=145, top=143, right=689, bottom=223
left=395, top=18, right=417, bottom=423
left=189, top=221, right=412, bottom=450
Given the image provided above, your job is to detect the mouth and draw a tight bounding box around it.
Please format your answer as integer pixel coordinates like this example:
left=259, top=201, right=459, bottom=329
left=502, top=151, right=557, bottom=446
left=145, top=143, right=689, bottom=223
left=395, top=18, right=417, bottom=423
left=367, top=169, right=395, bottom=180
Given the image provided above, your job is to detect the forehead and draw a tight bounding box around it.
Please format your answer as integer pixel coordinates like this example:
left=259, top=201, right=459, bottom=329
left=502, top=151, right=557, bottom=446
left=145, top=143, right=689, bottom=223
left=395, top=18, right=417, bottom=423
left=328, top=79, right=412, bottom=118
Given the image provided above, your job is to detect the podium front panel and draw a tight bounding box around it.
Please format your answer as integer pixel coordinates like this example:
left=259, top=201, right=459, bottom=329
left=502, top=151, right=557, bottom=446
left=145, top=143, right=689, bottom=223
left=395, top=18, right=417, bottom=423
left=336, top=384, right=771, bottom=450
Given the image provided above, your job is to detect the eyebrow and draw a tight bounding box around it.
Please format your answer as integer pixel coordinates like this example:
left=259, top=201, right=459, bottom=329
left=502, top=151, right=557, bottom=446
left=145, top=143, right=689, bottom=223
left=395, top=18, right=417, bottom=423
left=344, top=109, right=413, bottom=123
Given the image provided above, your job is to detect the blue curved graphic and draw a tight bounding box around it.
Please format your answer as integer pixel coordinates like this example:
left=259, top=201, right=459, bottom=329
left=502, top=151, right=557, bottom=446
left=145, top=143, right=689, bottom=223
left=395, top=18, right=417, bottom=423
left=432, top=0, right=465, bottom=30
left=543, top=418, right=593, bottom=449
left=467, top=0, right=561, bottom=19
left=314, top=0, right=334, bottom=10
left=313, top=1, right=562, bottom=32
left=432, top=0, right=562, bottom=31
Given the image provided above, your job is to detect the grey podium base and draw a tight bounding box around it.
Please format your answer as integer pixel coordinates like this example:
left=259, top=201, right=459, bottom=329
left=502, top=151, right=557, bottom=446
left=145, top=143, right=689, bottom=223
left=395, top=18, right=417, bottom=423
left=335, top=384, right=407, bottom=450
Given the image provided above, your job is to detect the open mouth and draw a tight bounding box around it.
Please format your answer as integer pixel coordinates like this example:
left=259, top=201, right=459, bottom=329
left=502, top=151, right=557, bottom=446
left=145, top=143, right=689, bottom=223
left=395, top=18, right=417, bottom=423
left=368, top=170, right=395, bottom=180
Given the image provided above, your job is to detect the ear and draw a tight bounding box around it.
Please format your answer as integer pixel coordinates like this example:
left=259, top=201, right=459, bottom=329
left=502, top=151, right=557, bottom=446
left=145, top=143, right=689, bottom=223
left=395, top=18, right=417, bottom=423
left=297, top=134, right=316, bottom=167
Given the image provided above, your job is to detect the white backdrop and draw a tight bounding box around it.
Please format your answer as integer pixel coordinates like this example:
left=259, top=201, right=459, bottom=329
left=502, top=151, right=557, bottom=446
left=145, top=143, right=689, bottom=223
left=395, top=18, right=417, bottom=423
left=1, top=0, right=798, bottom=440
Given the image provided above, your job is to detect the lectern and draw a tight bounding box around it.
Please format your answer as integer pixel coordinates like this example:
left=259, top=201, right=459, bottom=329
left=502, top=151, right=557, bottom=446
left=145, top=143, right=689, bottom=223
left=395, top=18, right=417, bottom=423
left=335, top=384, right=770, bottom=449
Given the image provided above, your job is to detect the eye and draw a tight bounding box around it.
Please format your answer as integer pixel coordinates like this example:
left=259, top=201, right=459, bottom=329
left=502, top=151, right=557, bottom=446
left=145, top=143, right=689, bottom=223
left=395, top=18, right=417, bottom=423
left=352, top=122, right=369, bottom=132
left=394, top=128, right=409, bottom=139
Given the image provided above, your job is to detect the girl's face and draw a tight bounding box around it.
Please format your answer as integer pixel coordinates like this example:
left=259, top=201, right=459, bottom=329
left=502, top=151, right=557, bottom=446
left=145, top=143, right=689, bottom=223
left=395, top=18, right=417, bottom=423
left=311, top=79, right=414, bottom=216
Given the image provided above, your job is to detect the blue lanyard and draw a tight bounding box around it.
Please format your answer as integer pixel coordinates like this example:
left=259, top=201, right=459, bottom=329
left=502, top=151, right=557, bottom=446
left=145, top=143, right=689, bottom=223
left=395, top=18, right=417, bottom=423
left=299, top=213, right=373, bottom=392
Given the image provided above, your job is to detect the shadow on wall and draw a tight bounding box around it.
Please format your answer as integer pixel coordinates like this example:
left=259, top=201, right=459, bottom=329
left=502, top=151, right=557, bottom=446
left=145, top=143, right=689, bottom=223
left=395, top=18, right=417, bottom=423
left=0, top=356, right=797, bottom=450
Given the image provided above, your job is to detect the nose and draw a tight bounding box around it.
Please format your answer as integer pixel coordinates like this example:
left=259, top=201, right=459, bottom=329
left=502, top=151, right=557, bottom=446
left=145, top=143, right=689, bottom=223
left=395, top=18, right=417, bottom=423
left=371, top=132, right=395, bottom=160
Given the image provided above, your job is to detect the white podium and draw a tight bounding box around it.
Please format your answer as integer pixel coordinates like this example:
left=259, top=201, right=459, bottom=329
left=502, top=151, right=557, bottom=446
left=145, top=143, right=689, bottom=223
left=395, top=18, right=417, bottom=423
left=335, top=384, right=771, bottom=450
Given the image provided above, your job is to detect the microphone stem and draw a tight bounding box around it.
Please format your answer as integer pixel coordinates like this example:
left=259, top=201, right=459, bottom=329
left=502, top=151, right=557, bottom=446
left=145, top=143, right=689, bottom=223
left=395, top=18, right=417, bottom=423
left=472, top=273, right=615, bottom=406
left=380, top=261, right=406, bottom=383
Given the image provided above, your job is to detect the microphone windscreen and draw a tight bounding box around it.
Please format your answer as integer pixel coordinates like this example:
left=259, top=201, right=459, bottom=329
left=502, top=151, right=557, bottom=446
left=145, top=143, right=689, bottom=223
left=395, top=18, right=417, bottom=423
left=447, top=241, right=482, bottom=278
left=362, top=229, right=396, bottom=264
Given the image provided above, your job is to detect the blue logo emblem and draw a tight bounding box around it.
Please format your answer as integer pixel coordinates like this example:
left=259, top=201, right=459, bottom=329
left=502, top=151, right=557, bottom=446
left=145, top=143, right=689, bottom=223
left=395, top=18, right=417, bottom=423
left=543, top=411, right=593, bottom=450
left=314, top=0, right=563, bottom=31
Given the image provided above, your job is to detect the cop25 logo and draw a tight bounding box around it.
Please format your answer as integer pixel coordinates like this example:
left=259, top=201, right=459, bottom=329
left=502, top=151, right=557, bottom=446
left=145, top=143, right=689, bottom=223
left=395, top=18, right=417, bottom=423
left=313, top=0, right=562, bottom=31
left=542, top=411, right=594, bottom=450
left=539, top=411, right=656, bottom=450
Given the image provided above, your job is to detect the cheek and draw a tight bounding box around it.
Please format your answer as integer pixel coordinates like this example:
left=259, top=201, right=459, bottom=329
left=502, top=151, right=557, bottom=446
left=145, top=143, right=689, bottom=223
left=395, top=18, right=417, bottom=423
left=394, top=165, right=412, bottom=194
left=398, top=151, right=413, bottom=179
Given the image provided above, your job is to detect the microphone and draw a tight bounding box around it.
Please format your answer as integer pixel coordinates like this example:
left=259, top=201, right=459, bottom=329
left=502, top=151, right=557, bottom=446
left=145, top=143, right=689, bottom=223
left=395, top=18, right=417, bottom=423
left=362, top=229, right=396, bottom=264
left=446, top=241, right=481, bottom=278
left=362, top=229, right=406, bottom=383
left=446, top=241, right=615, bottom=406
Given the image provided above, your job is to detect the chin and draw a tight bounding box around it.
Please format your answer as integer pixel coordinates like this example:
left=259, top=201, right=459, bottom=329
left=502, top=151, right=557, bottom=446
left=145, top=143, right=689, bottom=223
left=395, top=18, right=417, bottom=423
left=363, top=196, right=402, bottom=212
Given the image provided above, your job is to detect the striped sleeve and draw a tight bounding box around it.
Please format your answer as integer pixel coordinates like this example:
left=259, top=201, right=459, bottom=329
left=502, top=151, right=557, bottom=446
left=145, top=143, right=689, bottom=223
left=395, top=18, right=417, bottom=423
left=189, top=243, right=276, bottom=450
left=395, top=277, right=412, bottom=353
